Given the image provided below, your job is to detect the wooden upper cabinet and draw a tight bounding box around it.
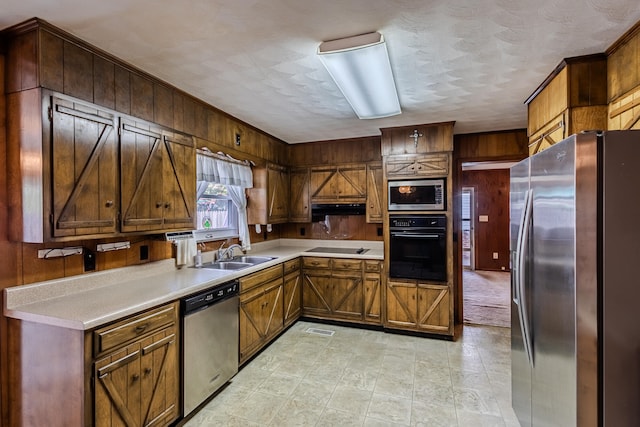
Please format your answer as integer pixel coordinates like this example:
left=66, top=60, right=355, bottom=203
left=247, top=163, right=290, bottom=225
left=381, top=122, right=454, bottom=156
left=310, top=163, right=366, bottom=203
left=120, top=117, right=195, bottom=233
left=608, top=22, right=640, bottom=131
left=289, top=167, right=311, bottom=223
left=51, top=96, right=119, bottom=238
left=526, top=55, right=607, bottom=155
left=366, top=162, right=383, bottom=223
left=384, top=153, right=450, bottom=178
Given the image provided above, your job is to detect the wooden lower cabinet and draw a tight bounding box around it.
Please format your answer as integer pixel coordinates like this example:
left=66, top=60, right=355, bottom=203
left=301, top=257, right=382, bottom=324
left=94, top=326, right=178, bottom=427
left=386, top=279, right=451, bottom=336
left=6, top=302, right=180, bottom=427
left=363, top=261, right=383, bottom=324
left=283, top=259, right=302, bottom=327
left=93, top=302, right=179, bottom=427
left=239, top=265, right=285, bottom=364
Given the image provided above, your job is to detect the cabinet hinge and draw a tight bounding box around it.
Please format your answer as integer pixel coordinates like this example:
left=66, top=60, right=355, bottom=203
left=49, top=213, right=54, bottom=225
left=48, top=106, right=53, bottom=122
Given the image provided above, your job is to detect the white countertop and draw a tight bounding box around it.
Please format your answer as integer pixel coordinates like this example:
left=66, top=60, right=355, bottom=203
left=3, top=239, right=383, bottom=331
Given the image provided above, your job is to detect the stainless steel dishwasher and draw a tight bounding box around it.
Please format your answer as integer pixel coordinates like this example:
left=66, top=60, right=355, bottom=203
left=182, top=280, right=239, bottom=417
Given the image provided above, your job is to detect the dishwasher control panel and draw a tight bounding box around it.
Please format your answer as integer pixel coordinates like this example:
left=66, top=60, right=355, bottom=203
left=182, top=280, right=239, bottom=314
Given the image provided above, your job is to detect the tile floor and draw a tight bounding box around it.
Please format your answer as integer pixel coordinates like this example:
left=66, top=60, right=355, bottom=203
left=185, top=321, right=520, bottom=427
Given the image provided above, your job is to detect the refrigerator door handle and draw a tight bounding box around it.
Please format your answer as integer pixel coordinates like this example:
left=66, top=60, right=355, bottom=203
left=517, top=189, right=534, bottom=367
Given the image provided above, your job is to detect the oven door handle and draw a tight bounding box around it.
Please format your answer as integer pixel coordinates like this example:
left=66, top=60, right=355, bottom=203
left=390, top=233, right=442, bottom=239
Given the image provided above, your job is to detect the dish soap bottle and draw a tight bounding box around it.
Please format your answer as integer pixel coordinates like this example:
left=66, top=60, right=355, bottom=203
left=194, top=250, right=202, bottom=268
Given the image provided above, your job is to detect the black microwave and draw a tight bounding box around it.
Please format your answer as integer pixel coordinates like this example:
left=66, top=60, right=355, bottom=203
left=388, top=178, right=445, bottom=211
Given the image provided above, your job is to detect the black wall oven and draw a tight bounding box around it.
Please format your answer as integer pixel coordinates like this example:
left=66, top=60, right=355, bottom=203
left=389, top=215, right=447, bottom=282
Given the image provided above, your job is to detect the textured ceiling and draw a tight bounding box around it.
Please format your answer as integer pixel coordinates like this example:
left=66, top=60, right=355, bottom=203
left=2, top=0, right=640, bottom=143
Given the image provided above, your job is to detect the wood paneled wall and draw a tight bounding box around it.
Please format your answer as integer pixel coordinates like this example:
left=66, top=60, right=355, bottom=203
left=287, top=135, right=381, bottom=166
left=462, top=169, right=511, bottom=271
left=454, top=129, right=529, bottom=161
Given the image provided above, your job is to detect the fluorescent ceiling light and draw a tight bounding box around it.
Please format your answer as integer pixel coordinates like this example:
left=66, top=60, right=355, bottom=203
left=318, top=32, right=401, bottom=119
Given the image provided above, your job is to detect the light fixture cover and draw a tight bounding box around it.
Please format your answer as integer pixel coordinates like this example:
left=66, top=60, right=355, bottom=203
left=318, top=32, right=401, bottom=119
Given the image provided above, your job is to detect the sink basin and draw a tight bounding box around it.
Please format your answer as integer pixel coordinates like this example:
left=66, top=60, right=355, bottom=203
left=202, top=261, right=253, bottom=270
left=232, top=256, right=275, bottom=265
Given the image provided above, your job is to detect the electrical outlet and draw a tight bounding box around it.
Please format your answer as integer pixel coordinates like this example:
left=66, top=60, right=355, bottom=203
left=84, top=249, right=96, bottom=271
left=140, top=245, right=149, bottom=260
left=493, top=252, right=499, bottom=259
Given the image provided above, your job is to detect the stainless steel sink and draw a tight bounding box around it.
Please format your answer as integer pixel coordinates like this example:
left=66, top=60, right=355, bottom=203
left=232, top=256, right=275, bottom=265
left=200, top=255, right=276, bottom=271
left=201, top=261, right=253, bottom=270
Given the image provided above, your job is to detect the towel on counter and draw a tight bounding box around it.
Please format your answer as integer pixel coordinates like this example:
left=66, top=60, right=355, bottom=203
left=175, top=238, right=197, bottom=267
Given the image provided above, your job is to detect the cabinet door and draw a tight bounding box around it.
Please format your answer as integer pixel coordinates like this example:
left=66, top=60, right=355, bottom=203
left=364, top=272, right=382, bottom=324
left=51, top=96, right=118, bottom=237
left=385, top=280, right=418, bottom=329
left=385, top=153, right=449, bottom=178
left=267, top=164, right=289, bottom=223
left=120, top=118, right=195, bottom=232
left=239, top=281, right=284, bottom=363
left=366, top=162, right=383, bottom=223
left=284, top=270, right=302, bottom=327
left=120, top=118, right=165, bottom=232
left=94, top=342, right=142, bottom=427
left=301, top=268, right=333, bottom=317
left=310, top=164, right=366, bottom=202
left=161, top=132, right=195, bottom=229
left=289, top=168, right=310, bottom=222
left=331, top=271, right=363, bottom=320
left=417, top=284, right=450, bottom=333
left=139, top=327, right=179, bottom=427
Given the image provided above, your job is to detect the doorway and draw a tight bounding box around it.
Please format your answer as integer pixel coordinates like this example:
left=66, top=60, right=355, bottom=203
left=460, top=162, right=514, bottom=328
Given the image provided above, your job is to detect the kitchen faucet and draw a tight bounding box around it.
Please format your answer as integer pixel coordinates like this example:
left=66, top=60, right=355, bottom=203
left=217, top=242, right=243, bottom=260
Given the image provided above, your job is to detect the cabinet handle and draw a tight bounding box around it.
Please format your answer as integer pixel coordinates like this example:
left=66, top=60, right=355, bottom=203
left=105, top=200, right=114, bottom=208
left=135, top=324, right=148, bottom=334
left=131, top=373, right=140, bottom=383
left=156, top=202, right=162, bottom=208
left=165, top=203, right=171, bottom=209
left=144, top=367, right=152, bottom=376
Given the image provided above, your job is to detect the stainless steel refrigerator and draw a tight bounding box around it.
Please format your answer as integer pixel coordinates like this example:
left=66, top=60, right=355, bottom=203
left=510, top=130, right=640, bottom=427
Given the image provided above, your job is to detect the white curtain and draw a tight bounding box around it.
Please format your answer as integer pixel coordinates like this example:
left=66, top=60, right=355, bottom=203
left=226, top=185, right=251, bottom=250
left=197, top=153, right=253, bottom=187
left=196, top=153, right=253, bottom=249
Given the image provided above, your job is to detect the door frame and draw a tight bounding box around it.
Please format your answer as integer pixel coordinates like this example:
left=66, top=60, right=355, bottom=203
left=461, top=186, right=476, bottom=271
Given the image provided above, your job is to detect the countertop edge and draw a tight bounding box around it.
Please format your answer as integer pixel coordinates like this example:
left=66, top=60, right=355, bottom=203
left=4, top=241, right=383, bottom=330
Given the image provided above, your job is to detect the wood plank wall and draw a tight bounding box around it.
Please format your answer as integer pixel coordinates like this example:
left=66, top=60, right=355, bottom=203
left=461, top=169, right=511, bottom=271
left=287, top=135, right=382, bottom=165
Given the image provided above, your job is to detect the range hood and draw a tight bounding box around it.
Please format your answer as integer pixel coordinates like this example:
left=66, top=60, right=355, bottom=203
left=311, top=203, right=366, bottom=221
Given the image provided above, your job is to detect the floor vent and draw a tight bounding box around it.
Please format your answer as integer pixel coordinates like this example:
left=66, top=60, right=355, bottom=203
left=305, top=327, right=335, bottom=337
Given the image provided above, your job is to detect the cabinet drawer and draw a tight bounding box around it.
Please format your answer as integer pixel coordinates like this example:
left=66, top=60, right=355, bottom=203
left=94, top=302, right=177, bottom=355
left=332, top=259, right=362, bottom=271
left=364, top=260, right=381, bottom=272
left=303, top=257, right=331, bottom=269
left=240, top=264, right=283, bottom=293
left=240, top=278, right=283, bottom=302
left=283, top=258, right=300, bottom=275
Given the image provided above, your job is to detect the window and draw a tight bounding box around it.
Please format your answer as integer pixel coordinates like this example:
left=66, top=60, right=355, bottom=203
left=194, top=182, right=239, bottom=241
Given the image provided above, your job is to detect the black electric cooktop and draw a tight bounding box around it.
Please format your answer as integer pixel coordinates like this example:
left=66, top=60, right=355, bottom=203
left=305, top=247, right=369, bottom=255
